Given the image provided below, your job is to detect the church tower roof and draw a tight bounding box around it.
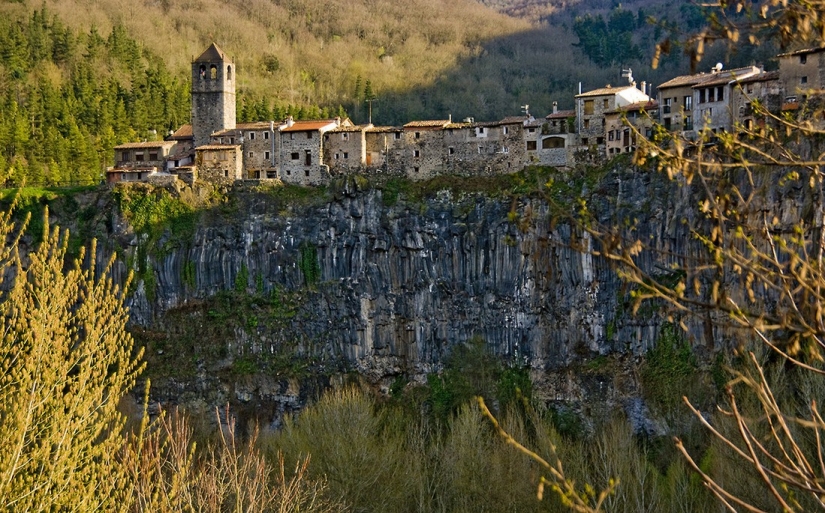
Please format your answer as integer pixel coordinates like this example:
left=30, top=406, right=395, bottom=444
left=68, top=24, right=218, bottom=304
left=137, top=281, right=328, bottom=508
left=194, top=43, right=228, bottom=63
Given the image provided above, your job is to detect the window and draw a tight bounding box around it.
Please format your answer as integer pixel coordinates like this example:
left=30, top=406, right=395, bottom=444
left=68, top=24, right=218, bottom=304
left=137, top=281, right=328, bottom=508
left=684, top=116, right=693, bottom=131
left=342, top=133, right=349, bottom=140
left=581, top=138, right=589, bottom=145
left=802, top=76, right=808, bottom=84
left=528, top=127, right=536, bottom=133
left=608, top=131, right=615, bottom=141
left=584, top=100, right=594, bottom=115
left=503, top=126, right=509, bottom=135
left=224, top=170, right=228, bottom=177
left=291, top=152, right=299, bottom=160
left=264, top=151, right=270, bottom=160
left=477, top=127, right=485, bottom=135
left=684, top=95, right=692, bottom=110
left=663, top=97, right=672, bottom=114
left=135, top=152, right=144, bottom=162
left=137, top=173, right=142, bottom=180
left=526, top=140, right=537, bottom=151
left=149, top=151, right=158, bottom=160
left=448, top=147, right=455, bottom=155
left=334, top=153, right=339, bottom=159
left=664, top=118, right=672, bottom=129
left=305, top=150, right=311, bottom=165
left=264, top=131, right=269, bottom=140
left=343, top=152, right=348, bottom=159
left=583, top=119, right=590, bottom=129
left=290, top=133, right=295, bottom=140
left=307, top=131, right=312, bottom=139
left=248, top=132, right=255, bottom=140
left=415, top=132, right=420, bottom=139
left=229, top=137, right=235, bottom=144
left=596, top=137, right=604, bottom=145
left=199, top=65, right=206, bottom=78
left=414, top=166, right=420, bottom=173
left=801, top=54, right=808, bottom=64
left=121, top=151, right=129, bottom=161
left=716, top=86, right=724, bottom=101
left=477, top=145, right=482, bottom=154
left=248, top=151, right=254, bottom=158
left=394, top=132, right=401, bottom=139
left=699, top=89, right=706, bottom=103
left=603, top=99, right=609, bottom=109
left=413, top=150, right=420, bottom=157
left=210, top=65, right=217, bottom=80
left=305, top=169, right=309, bottom=177
left=227, top=65, right=232, bottom=80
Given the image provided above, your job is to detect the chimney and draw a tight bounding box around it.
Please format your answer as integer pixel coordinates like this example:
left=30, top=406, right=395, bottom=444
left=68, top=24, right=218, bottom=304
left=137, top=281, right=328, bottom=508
left=640, top=81, right=647, bottom=95
left=578, top=82, right=582, bottom=95
left=448, top=114, right=452, bottom=123
left=286, top=116, right=294, bottom=128
left=335, top=116, right=341, bottom=126
left=552, top=101, right=558, bottom=114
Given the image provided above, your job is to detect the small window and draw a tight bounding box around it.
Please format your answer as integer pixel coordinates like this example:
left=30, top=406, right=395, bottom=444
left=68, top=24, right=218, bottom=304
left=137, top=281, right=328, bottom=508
left=305, top=169, right=309, bottom=177
left=801, top=54, right=808, bottom=64
left=583, top=119, right=590, bottom=129
left=227, top=65, right=232, bottom=80
left=394, top=132, right=401, bottom=139
left=603, top=99, right=608, bottom=109
left=342, top=133, right=349, bottom=140
left=137, top=173, right=142, bottom=180
left=307, top=131, right=312, bottom=139
left=413, top=150, right=420, bottom=157
left=503, top=126, right=509, bottom=135
left=343, top=152, right=349, bottom=159
left=716, top=86, right=724, bottom=101
left=448, top=147, right=454, bottom=155
left=135, top=152, right=144, bottom=162
left=584, top=100, right=594, bottom=115
left=264, top=131, right=269, bottom=140
left=210, top=65, right=217, bottom=80
left=199, top=65, right=206, bottom=78
left=684, top=95, right=692, bottom=110
left=224, top=170, right=228, bottom=177
left=265, top=151, right=270, bottom=159
left=415, top=132, right=420, bottom=139
left=414, top=166, right=419, bottom=173
left=229, top=137, right=235, bottom=144
left=582, top=138, right=589, bottom=145
left=121, top=151, right=129, bottom=161
left=528, top=127, right=536, bottom=133
left=334, top=153, right=339, bottom=160
left=248, top=151, right=254, bottom=158
left=249, top=132, right=255, bottom=140
left=477, top=145, right=482, bottom=154
left=608, top=131, right=614, bottom=141
left=286, top=170, right=291, bottom=175
left=149, top=151, right=158, bottom=160
left=699, top=89, right=706, bottom=103
left=526, top=140, right=537, bottom=151
left=291, top=152, right=300, bottom=160
left=596, top=137, right=604, bottom=145
left=802, top=76, right=808, bottom=84
left=290, top=133, right=295, bottom=140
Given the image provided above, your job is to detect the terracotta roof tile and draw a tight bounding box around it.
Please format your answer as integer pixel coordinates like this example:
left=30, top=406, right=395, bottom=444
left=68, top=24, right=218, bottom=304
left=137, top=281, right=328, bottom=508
left=546, top=110, right=575, bottom=119
left=777, top=47, right=825, bottom=58
left=169, top=124, right=193, bottom=139
left=196, top=144, right=241, bottom=150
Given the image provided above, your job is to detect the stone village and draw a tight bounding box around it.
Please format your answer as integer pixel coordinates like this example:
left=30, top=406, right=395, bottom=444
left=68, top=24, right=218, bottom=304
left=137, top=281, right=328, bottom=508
left=108, top=43, right=825, bottom=186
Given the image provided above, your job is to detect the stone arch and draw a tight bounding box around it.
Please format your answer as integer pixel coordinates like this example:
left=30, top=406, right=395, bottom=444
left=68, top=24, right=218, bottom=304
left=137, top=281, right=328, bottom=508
left=226, top=65, right=232, bottom=80
left=199, top=64, right=206, bottom=79
left=541, top=136, right=565, bottom=149
left=210, top=64, right=217, bottom=80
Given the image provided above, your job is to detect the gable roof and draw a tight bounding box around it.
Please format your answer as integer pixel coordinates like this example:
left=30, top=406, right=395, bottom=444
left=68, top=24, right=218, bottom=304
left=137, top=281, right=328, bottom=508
left=169, top=124, right=193, bottom=140
left=546, top=109, right=575, bottom=120
left=576, top=85, right=639, bottom=98
left=114, top=141, right=176, bottom=150
left=194, top=43, right=228, bottom=63
left=777, top=47, right=825, bottom=58
left=280, top=119, right=339, bottom=133
left=658, top=66, right=761, bottom=90
left=403, top=120, right=451, bottom=129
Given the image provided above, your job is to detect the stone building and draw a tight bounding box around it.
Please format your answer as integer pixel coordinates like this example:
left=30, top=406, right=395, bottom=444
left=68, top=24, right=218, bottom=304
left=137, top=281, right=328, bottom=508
left=657, top=65, right=762, bottom=137
left=777, top=47, right=825, bottom=101
left=575, top=84, right=650, bottom=153
left=278, top=118, right=348, bottom=185
left=363, top=126, right=405, bottom=173
left=323, top=124, right=370, bottom=174
left=212, top=121, right=278, bottom=179
left=191, top=43, right=236, bottom=148
left=108, top=141, right=177, bottom=183
left=730, top=71, right=781, bottom=131
left=399, top=120, right=451, bottom=178
left=195, top=144, right=242, bottom=182
left=604, top=100, right=658, bottom=156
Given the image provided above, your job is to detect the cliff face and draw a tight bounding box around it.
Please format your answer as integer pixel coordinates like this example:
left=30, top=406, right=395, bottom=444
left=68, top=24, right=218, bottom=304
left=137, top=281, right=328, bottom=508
left=120, top=167, right=691, bottom=382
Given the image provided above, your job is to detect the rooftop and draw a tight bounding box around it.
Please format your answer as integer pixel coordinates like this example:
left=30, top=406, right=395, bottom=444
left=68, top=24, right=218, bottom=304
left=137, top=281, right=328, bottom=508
left=281, top=119, right=340, bottom=133
left=196, top=144, right=241, bottom=150
left=777, top=47, right=825, bottom=58
left=546, top=110, right=575, bottom=120
left=658, top=66, right=762, bottom=89
left=114, top=141, right=176, bottom=150
left=194, top=43, right=229, bottom=63
left=169, top=124, right=193, bottom=139
left=576, top=85, right=639, bottom=98
left=403, top=120, right=451, bottom=129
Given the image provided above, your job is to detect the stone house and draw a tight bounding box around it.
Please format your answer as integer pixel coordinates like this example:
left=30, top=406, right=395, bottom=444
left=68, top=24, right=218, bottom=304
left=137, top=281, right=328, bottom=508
left=212, top=121, right=278, bottom=179
left=399, top=120, right=451, bottom=178
left=364, top=126, right=405, bottom=173
left=323, top=124, right=371, bottom=175
left=441, top=120, right=526, bottom=176
left=540, top=107, right=576, bottom=167
left=657, top=65, right=762, bottom=136
left=604, top=100, right=658, bottom=156
left=777, top=47, right=825, bottom=102
left=195, top=144, right=243, bottom=182
left=278, top=118, right=349, bottom=185
left=576, top=84, right=650, bottom=152
left=108, top=141, right=177, bottom=183
left=730, top=71, right=781, bottom=131
left=166, top=124, right=194, bottom=171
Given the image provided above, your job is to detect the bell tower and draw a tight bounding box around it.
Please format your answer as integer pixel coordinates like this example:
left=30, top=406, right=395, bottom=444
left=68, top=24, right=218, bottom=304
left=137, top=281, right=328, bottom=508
left=191, top=43, right=236, bottom=148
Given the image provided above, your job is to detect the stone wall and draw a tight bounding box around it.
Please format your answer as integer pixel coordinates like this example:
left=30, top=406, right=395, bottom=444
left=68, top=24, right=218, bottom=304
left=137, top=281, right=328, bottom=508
left=279, top=130, right=329, bottom=185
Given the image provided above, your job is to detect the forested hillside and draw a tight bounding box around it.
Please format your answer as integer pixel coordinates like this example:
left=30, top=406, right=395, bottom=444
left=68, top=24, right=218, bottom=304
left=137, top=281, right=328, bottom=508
left=0, top=0, right=773, bottom=185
